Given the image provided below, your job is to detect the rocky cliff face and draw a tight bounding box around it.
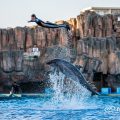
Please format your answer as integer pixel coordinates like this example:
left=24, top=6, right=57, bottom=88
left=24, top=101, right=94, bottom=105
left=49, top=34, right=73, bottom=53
left=72, top=11, right=120, bottom=38
left=1, top=11, right=120, bottom=93
left=0, top=27, right=73, bottom=93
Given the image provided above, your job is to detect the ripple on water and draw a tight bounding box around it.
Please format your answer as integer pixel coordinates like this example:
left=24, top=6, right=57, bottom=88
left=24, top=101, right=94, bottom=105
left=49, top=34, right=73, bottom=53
left=0, top=96, right=120, bottom=120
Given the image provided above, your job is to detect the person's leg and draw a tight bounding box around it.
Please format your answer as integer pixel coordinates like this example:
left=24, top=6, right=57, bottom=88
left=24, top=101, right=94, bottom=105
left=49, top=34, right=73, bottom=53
left=43, top=22, right=59, bottom=28
left=43, top=22, right=70, bottom=31
left=46, top=21, right=59, bottom=26
left=58, top=24, right=70, bottom=31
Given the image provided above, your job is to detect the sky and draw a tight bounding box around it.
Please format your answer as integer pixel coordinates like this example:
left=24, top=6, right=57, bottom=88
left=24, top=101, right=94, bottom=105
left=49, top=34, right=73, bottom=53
left=0, top=0, right=120, bottom=28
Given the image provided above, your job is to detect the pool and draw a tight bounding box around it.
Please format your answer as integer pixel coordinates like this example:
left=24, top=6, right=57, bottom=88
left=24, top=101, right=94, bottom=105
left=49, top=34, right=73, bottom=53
left=0, top=95, right=120, bottom=120
left=1, top=71, right=120, bottom=120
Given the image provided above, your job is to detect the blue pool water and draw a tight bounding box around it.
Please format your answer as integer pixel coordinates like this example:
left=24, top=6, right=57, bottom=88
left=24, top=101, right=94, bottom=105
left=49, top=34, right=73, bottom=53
left=1, top=71, right=120, bottom=120
left=0, top=96, right=120, bottom=120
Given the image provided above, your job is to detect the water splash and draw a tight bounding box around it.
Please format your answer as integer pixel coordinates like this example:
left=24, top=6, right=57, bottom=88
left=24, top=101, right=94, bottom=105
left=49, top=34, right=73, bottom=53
left=42, top=69, right=101, bottom=110
left=47, top=68, right=93, bottom=107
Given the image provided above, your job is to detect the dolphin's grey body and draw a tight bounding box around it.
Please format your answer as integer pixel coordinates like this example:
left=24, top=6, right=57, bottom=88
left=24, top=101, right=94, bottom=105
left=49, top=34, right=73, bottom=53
left=47, top=59, right=100, bottom=95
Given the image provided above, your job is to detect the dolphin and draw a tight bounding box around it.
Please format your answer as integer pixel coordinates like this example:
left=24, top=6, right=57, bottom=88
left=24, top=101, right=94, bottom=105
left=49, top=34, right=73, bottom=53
left=46, top=59, right=100, bottom=95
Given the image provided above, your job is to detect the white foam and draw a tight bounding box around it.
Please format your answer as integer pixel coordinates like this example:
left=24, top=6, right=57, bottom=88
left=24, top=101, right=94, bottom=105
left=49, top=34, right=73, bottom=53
left=42, top=70, right=99, bottom=110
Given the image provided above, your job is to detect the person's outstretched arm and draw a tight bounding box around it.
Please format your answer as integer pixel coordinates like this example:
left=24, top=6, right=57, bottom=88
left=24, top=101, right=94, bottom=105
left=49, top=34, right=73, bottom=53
left=28, top=18, right=45, bottom=23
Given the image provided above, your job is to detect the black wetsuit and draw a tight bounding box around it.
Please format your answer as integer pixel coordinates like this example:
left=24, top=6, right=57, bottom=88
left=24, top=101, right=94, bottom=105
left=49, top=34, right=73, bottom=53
left=11, top=83, right=21, bottom=94
left=29, top=18, right=70, bottom=31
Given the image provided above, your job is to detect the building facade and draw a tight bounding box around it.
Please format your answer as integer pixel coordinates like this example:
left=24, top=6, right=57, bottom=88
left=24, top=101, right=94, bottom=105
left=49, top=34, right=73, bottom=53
left=81, top=7, right=120, bottom=15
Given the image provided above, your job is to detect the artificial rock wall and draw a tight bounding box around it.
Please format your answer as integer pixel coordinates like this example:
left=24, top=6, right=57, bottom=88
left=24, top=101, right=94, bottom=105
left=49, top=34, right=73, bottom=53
left=1, top=10, right=120, bottom=92
left=0, top=27, right=72, bottom=92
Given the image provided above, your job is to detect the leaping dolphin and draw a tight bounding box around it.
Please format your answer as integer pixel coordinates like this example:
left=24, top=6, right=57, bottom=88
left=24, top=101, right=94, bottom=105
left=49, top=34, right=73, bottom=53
left=46, top=59, right=100, bottom=95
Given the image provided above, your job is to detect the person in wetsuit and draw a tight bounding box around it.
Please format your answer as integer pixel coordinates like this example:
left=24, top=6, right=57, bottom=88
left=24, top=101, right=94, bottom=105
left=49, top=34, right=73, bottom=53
left=10, top=82, right=21, bottom=95
left=28, top=14, right=70, bottom=31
